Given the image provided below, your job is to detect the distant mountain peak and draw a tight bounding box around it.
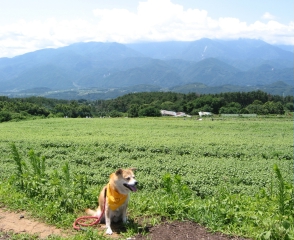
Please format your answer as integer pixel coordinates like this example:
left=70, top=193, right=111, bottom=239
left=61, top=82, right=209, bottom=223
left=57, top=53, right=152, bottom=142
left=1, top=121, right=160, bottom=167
left=0, top=39, right=293, bottom=95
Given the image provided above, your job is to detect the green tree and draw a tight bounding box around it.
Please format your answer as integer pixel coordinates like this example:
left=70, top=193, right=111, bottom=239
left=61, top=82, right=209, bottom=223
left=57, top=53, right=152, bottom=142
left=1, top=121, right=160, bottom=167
left=128, top=104, right=139, bottom=117
left=264, top=101, right=284, bottom=114
left=285, top=102, right=294, bottom=111
left=219, top=102, right=241, bottom=114
left=160, top=101, right=175, bottom=111
left=138, top=106, right=161, bottom=117
left=246, top=102, right=266, bottom=114
left=0, top=111, right=12, bottom=122
left=109, top=110, right=123, bottom=117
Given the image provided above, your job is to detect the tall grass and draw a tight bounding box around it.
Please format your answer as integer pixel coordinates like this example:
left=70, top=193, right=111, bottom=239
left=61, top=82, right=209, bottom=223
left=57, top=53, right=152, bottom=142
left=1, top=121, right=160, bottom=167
left=10, top=142, right=24, bottom=189
left=8, top=144, right=93, bottom=221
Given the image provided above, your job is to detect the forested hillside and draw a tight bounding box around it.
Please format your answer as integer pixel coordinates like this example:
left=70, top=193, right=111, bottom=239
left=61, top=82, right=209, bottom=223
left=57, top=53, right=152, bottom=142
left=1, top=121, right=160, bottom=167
left=0, top=39, right=293, bottom=96
left=0, top=90, right=293, bottom=122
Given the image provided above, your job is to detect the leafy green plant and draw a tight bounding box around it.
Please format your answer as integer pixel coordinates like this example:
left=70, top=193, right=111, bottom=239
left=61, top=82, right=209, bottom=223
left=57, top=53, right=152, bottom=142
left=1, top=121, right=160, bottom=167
left=0, top=117, right=293, bottom=239
left=8, top=144, right=94, bottom=224
left=159, top=173, right=194, bottom=219
left=10, top=142, right=24, bottom=189
left=28, top=149, right=46, bottom=178
left=273, top=164, right=290, bottom=215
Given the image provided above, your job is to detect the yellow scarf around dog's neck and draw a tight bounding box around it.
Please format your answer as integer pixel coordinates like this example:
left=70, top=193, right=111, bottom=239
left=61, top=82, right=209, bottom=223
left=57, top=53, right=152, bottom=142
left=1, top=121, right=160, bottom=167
left=107, top=184, right=127, bottom=211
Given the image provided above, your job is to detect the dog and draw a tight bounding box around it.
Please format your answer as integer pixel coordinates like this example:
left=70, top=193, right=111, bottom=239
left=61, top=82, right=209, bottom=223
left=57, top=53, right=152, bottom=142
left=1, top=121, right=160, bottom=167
left=86, top=168, right=138, bottom=235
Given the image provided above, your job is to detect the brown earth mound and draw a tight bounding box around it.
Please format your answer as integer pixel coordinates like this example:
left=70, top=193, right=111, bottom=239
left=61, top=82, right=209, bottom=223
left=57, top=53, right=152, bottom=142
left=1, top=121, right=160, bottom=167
left=134, top=220, right=250, bottom=240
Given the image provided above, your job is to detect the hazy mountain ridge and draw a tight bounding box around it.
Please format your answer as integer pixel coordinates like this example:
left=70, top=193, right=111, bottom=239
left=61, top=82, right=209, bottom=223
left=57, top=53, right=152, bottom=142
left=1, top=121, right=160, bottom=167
left=2, top=81, right=292, bottom=100
left=0, top=38, right=293, bottom=98
left=126, top=38, right=293, bottom=62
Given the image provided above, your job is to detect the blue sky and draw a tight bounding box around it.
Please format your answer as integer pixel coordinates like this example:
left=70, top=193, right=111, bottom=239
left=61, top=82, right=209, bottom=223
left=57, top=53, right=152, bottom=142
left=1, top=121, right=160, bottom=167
left=0, top=0, right=293, bottom=58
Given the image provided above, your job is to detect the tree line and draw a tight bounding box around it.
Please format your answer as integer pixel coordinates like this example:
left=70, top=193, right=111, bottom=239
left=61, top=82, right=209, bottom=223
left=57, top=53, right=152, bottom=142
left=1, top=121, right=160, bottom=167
left=0, top=90, right=293, bottom=122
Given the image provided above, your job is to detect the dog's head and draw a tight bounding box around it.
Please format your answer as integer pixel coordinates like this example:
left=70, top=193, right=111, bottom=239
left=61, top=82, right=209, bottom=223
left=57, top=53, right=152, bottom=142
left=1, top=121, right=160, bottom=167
left=110, top=168, right=138, bottom=194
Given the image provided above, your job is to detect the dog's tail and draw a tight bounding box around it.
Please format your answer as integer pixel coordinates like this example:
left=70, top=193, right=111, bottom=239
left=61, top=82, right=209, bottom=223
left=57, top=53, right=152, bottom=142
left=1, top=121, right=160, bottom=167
left=85, top=208, right=102, bottom=218
left=85, top=208, right=96, bottom=216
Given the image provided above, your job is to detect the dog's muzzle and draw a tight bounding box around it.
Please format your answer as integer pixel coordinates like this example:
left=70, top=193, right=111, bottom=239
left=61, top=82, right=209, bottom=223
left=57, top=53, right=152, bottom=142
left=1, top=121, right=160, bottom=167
left=123, top=181, right=138, bottom=192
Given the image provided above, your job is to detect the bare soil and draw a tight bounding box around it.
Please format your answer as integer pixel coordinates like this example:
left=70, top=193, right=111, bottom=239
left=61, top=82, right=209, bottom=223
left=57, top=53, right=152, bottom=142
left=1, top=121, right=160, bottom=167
left=0, top=208, right=69, bottom=239
left=134, top=220, right=250, bottom=240
left=0, top=208, right=250, bottom=240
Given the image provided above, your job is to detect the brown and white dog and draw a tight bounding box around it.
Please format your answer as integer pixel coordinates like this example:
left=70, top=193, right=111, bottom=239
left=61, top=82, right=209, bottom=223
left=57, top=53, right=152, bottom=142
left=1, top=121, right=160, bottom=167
left=86, top=168, right=138, bottom=235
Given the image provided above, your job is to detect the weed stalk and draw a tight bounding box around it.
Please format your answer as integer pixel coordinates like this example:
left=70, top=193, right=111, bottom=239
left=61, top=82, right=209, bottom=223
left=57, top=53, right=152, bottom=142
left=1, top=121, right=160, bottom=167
left=10, top=143, right=24, bottom=189
left=273, top=164, right=285, bottom=215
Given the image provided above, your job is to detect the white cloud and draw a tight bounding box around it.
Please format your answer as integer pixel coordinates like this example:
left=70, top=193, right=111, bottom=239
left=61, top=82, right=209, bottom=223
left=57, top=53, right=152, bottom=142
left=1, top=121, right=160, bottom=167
left=0, top=0, right=293, bottom=58
left=262, top=12, right=276, bottom=20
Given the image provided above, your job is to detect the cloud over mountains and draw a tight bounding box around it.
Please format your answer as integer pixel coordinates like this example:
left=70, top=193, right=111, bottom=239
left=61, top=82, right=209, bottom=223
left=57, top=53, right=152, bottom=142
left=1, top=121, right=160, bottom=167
left=0, top=0, right=293, bottom=58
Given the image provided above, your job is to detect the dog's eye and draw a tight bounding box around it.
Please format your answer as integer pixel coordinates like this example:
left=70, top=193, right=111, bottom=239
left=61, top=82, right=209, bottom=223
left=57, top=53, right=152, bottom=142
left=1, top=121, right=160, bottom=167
left=126, top=177, right=131, bottom=181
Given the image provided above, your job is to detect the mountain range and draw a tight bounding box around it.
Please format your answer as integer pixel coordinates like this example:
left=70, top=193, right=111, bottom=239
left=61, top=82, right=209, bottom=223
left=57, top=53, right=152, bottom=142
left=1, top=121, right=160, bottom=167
left=0, top=38, right=293, bottom=99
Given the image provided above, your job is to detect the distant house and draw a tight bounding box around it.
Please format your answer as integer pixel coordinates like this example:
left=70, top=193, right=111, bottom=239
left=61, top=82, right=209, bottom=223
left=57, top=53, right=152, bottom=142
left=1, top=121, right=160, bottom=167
left=160, top=110, right=191, bottom=117
left=198, top=111, right=212, bottom=117
left=175, top=112, right=191, bottom=117
left=160, top=110, right=176, bottom=116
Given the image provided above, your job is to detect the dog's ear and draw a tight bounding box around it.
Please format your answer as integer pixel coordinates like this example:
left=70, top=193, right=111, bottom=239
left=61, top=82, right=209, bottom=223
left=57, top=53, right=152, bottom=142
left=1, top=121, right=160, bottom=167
left=130, top=167, right=137, bottom=171
left=115, top=169, right=123, bottom=175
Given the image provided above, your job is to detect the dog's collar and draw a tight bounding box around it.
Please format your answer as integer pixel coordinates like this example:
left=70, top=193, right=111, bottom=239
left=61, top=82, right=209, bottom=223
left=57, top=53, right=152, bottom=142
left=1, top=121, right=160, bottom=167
left=107, top=184, right=127, bottom=211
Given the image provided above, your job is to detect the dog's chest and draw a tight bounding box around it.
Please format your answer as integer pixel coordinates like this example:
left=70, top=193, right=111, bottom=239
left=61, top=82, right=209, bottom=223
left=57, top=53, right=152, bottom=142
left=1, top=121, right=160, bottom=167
left=109, top=199, right=128, bottom=221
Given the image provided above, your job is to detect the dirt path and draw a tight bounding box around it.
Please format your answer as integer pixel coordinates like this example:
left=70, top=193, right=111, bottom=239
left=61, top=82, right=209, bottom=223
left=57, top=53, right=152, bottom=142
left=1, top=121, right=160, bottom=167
left=0, top=208, right=123, bottom=239
left=0, top=208, right=250, bottom=240
left=0, top=208, right=69, bottom=239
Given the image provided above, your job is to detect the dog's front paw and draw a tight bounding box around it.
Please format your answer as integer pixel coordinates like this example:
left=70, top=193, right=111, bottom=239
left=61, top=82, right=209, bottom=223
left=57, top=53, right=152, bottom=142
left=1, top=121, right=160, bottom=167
left=122, top=216, right=128, bottom=223
left=106, top=227, right=113, bottom=235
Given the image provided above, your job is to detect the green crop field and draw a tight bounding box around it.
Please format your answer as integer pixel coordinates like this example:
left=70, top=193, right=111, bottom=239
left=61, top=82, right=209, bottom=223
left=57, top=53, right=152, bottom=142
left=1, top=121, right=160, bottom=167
left=0, top=116, right=293, bottom=239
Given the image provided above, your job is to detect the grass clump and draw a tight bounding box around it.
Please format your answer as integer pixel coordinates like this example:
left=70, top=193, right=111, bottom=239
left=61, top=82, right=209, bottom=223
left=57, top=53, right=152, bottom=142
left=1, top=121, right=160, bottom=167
left=8, top=143, right=93, bottom=227
left=130, top=167, right=293, bottom=240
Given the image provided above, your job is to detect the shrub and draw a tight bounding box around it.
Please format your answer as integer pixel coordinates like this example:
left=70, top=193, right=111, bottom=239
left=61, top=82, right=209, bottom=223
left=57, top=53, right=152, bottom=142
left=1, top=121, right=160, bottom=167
left=0, top=111, right=11, bottom=122
left=138, top=106, right=161, bottom=117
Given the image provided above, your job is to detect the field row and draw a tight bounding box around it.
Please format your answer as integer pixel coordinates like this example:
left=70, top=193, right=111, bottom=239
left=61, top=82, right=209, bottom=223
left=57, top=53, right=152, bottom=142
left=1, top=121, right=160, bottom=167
left=0, top=118, right=292, bottom=196
left=0, top=117, right=293, bottom=239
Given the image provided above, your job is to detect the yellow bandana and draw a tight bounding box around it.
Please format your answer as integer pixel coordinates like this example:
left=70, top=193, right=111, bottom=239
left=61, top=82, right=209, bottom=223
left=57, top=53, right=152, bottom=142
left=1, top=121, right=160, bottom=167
left=107, top=184, right=127, bottom=211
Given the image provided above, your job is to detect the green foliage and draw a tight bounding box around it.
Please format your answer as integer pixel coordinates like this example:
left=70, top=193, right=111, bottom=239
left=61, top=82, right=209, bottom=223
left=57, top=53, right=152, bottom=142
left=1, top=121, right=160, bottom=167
left=273, top=164, right=293, bottom=216
left=10, top=143, right=24, bottom=189
left=285, top=102, right=294, bottom=111
left=0, top=117, right=293, bottom=239
left=160, top=174, right=193, bottom=218
left=0, top=111, right=12, bottom=122
left=109, top=110, right=123, bottom=117
left=8, top=144, right=93, bottom=221
left=128, top=104, right=139, bottom=117
left=1, top=90, right=293, bottom=123
left=219, top=102, right=241, bottom=114
left=138, top=106, right=161, bottom=117
left=28, top=149, right=46, bottom=178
